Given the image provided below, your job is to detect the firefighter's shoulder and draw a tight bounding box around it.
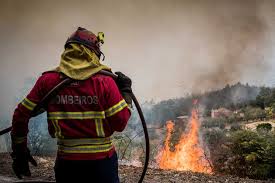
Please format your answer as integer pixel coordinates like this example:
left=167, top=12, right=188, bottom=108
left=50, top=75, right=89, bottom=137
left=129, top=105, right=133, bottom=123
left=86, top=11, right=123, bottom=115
left=93, top=73, right=116, bottom=83
left=42, top=70, right=59, bottom=75
left=39, top=71, right=61, bottom=83
left=41, top=70, right=60, bottom=77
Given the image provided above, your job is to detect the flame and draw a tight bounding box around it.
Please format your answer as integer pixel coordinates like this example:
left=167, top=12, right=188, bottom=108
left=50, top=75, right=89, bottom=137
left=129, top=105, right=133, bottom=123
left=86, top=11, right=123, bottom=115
left=157, top=109, right=212, bottom=174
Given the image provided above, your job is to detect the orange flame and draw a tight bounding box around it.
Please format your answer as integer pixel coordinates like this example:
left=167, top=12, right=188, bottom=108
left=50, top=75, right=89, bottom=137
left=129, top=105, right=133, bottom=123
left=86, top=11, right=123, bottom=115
left=157, top=109, right=212, bottom=174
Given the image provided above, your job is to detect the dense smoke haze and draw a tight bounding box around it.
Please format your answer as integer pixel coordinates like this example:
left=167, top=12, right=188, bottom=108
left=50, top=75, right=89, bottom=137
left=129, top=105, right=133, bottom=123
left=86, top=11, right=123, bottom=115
left=0, top=0, right=275, bottom=119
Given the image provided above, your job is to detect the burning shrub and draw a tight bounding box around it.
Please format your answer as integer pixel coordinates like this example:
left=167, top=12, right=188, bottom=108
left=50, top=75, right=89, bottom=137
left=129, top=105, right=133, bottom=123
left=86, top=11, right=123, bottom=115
left=157, top=110, right=212, bottom=174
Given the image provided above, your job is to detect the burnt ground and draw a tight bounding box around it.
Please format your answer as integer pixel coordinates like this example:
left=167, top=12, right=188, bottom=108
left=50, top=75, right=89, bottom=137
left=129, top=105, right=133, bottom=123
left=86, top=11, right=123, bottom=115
left=0, top=153, right=274, bottom=183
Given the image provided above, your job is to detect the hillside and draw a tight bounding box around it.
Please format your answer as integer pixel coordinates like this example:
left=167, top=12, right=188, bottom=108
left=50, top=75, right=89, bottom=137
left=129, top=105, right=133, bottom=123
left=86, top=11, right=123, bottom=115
left=129, top=83, right=261, bottom=127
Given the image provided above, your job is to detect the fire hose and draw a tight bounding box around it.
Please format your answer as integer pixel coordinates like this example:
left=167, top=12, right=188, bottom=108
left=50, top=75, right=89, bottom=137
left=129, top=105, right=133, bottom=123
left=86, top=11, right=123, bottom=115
left=0, top=70, right=150, bottom=183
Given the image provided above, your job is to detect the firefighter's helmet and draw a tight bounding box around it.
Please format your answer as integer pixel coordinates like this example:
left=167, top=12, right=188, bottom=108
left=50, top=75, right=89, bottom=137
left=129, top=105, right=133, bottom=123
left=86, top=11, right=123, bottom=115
left=65, top=27, right=105, bottom=60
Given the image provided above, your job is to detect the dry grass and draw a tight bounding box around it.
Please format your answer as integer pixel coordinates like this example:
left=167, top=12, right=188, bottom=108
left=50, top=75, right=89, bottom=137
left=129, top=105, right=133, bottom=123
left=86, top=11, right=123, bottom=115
left=0, top=153, right=273, bottom=183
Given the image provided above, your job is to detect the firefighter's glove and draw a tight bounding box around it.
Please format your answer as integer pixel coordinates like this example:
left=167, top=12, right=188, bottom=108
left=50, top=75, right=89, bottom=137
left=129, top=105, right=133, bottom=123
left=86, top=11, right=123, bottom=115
left=115, top=72, right=133, bottom=107
left=11, top=147, right=37, bottom=179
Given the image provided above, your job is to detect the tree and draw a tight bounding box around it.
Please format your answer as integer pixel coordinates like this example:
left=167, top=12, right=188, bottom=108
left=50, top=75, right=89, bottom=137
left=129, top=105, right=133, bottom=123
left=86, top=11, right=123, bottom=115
left=255, top=87, right=275, bottom=109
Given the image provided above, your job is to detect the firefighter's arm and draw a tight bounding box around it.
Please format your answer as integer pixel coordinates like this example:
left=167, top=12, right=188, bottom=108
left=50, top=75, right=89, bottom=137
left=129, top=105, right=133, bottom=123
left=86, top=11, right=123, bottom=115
left=103, top=76, right=131, bottom=132
left=11, top=76, right=45, bottom=151
left=11, top=76, right=46, bottom=178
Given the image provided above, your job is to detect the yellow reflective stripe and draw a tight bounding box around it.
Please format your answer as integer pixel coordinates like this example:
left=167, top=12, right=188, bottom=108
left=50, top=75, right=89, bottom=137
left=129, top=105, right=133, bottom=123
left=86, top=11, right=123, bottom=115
left=95, top=119, right=105, bottom=137
left=105, top=99, right=128, bottom=117
left=127, top=106, right=132, bottom=113
left=57, top=137, right=111, bottom=146
left=52, top=120, right=64, bottom=138
left=58, top=143, right=113, bottom=153
left=21, top=98, right=37, bottom=111
left=48, top=111, right=105, bottom=120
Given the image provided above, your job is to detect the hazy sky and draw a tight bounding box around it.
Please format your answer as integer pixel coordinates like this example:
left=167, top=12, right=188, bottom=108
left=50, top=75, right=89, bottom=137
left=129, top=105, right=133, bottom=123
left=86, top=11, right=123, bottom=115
left=1, top=0, right=275, bottom=119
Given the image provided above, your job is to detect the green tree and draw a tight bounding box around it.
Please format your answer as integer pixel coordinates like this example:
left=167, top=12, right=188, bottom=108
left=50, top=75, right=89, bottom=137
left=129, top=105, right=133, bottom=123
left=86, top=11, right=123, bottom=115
left=256, top=123, right=272, bottom=134
left=255, top=87, right=275, bottom=109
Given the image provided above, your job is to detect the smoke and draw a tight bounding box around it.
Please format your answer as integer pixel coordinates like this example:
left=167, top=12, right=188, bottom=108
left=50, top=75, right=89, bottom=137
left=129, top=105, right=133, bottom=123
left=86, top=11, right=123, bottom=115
left=0, top=0, right=275, bottom=118
left=175, top=0, right=273, bottom=93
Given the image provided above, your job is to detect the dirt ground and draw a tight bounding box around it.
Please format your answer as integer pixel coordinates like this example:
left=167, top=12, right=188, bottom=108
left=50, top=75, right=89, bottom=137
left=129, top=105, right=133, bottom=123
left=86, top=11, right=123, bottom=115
left=0, top=153, right=274, bottom=183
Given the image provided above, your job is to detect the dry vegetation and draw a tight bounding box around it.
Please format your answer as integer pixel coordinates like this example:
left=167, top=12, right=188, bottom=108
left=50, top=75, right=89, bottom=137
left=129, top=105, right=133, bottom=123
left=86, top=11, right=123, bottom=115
left=0, top=153, right=273, bottom=183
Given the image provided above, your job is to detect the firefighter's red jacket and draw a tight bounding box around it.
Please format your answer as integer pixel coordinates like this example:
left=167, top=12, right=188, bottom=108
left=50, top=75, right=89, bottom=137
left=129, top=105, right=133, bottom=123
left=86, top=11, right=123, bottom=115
left=11, top=72, right=131, bottom=160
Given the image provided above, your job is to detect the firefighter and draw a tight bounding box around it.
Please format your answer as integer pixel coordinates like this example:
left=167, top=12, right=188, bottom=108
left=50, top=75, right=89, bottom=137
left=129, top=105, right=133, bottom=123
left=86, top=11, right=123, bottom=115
left=10, top=27, right=132, bottom=183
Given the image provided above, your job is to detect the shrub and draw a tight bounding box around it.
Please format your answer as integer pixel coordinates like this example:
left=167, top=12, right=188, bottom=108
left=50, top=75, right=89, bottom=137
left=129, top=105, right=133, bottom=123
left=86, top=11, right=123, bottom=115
left=256, top=123, right=272, bottom=134
left=212, top=130, right=275, bottom=179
